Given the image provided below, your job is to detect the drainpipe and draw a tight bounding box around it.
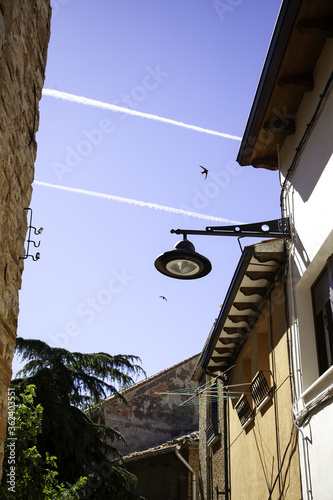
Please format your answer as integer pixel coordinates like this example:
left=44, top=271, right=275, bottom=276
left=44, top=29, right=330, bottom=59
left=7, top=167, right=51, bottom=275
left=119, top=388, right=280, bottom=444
left=175, top=446, right=196, bottom=500
left=223, top=386, right=229, bottom=500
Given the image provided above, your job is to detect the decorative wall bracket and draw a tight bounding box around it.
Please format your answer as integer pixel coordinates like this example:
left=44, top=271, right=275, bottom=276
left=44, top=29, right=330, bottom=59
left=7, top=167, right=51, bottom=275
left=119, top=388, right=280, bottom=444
left=155, top=218, right=291, bottom=280
left=20, top=208, right=43, bottom=261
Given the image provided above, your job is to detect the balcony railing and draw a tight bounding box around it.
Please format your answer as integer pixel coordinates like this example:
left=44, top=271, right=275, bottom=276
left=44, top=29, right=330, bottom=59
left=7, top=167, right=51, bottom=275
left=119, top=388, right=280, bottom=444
left=235, top=395, right=253, bottom=427
left=250, top=370, right=271, bottom=409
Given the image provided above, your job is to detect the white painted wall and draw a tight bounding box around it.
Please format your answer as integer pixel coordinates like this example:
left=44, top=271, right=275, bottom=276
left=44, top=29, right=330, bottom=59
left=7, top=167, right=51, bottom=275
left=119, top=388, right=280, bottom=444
left=279, top=38, right=333, bottom=500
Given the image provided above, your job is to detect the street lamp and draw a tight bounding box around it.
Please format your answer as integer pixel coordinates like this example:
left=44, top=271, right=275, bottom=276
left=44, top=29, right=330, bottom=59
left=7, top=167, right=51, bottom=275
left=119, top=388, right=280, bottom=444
left=154, top=235, right=212, bottom=280
left=154, top=218, right=290, bottom=280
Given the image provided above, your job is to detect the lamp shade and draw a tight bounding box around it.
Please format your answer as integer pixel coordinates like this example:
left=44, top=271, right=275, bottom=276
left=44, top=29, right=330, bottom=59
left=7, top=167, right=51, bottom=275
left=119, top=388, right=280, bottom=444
left=154, top=239, right=212, bottom=279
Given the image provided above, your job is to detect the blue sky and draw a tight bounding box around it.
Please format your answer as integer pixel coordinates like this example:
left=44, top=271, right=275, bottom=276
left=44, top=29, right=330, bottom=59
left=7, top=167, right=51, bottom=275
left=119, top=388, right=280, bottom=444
left=15, top=0, right=283, bottom=381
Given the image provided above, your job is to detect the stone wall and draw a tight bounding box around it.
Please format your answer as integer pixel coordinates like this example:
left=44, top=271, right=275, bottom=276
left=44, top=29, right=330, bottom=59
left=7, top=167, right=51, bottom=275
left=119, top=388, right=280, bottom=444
left=0, top=0, right=51, bottom=482
left=197, top=376, right=225, bottom=500
left=103, top=355, right=200, bottom=455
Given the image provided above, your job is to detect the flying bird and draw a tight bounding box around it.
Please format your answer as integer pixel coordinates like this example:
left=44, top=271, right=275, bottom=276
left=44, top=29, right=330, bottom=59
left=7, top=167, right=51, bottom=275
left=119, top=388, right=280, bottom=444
left=200, top=165, right=208, bottom=179
left=159, top=296, right=167, bottom=301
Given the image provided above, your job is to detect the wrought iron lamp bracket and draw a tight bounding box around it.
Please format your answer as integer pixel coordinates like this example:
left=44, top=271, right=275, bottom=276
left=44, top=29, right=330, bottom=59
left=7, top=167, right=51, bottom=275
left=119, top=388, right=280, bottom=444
left=170, top=218, right=291, bottom=239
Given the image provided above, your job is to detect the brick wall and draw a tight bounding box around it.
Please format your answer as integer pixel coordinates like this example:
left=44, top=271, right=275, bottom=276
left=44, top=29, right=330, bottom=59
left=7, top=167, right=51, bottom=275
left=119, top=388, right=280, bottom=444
left=0, top=0, right=51, bottom=481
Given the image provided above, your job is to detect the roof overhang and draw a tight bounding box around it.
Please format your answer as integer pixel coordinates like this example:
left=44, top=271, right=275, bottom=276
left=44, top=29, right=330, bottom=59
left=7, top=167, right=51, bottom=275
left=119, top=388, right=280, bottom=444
left=192, top=239, right=285, bottom=382
left=237, top=0, right=333, bottom=170
left=117, top=432, right=199, bottom=464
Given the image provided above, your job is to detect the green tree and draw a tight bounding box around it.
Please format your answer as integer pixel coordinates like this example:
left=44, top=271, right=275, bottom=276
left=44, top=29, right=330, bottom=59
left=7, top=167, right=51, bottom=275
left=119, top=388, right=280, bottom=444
left=0, top=385, right=87, bottom=499
left=12, top=337, right=146, bottom=499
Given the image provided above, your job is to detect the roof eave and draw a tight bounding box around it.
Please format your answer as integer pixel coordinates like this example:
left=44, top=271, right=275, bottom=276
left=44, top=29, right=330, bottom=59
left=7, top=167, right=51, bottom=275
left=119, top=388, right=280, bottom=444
left=193, top=246, right=255, bottom=378
left=237, top=0, right=302, bottom=167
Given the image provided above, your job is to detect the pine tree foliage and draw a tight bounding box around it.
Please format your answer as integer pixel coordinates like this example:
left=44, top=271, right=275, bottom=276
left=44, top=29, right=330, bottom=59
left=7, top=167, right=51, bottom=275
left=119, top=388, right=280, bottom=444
left=12, top=337, right=146, bottom=498
left=14, top=337, right=144, bottom=408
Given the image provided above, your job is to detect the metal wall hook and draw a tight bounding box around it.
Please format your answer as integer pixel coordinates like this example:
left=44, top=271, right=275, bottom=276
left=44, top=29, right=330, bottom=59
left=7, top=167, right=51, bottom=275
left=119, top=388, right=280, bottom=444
left=27, top=239, right=41, bottom=248
left=20, top=208, right=43, bottom=261
left=30, top=226, right=43, bottom=235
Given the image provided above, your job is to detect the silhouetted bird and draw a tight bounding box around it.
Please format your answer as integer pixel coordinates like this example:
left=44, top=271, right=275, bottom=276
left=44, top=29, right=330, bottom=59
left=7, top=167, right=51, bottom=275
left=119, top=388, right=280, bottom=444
left=200, top=165, right=208, bottom=179
left=159, top=296, right=167, bottom=301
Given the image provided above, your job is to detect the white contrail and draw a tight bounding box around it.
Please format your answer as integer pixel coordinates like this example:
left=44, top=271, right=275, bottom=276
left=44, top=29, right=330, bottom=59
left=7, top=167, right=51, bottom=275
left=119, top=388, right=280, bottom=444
left=42, top=89, right=242, bottom=141
left=33, top=180, right=242, bottom=224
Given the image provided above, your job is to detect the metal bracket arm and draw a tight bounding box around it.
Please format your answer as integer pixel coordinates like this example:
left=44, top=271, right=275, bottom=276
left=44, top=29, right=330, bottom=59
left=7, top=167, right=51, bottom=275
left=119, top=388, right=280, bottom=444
left=170, top=218, right=290, bottom=239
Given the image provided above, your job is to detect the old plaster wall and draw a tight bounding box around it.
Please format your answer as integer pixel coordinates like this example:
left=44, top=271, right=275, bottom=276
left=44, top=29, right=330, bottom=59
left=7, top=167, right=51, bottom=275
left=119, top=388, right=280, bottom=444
left=0, top=0, right=51, bottom=481
left=103, top=354, right=200, bottom=454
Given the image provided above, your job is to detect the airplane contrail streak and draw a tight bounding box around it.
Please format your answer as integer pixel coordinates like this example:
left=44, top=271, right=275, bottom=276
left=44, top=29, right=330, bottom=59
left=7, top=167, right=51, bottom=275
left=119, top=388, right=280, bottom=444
left=33, top=180, right=242, bottom=224
left=42, top=89, right=242, bottom=141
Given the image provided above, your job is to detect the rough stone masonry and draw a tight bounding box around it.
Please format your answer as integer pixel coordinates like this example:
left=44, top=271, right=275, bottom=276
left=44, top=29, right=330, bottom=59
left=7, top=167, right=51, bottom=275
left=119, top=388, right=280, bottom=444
left=0, top=0, right=51, bottom=482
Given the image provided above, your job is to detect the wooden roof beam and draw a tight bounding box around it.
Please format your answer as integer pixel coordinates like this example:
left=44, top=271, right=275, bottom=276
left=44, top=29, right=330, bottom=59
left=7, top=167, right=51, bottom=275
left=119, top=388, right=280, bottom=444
left=245, top=271, right=275, bottom=282
left=253, top=252, right=284, bottom=264
left=296, top=18, right=333, bottom=37
left=211, top=355, right=233, bottom=364
left=278, top=73, right=314, bottom=91
left=263, top=117, right=295, bottom=135
left=223, top=327, right=247, bottom=336
left=228, top=315, right=254, bottom=324
left=219, top=336, right=243, bottom=345
left=233, top=302, right=259, bottom=312
left=215, top=347, right=236, bottom=355
left=251, top=156, right=278, bottom=170
left=240, top=287, right=268, bottom=297
left=206, top=365, right=228, bottom=375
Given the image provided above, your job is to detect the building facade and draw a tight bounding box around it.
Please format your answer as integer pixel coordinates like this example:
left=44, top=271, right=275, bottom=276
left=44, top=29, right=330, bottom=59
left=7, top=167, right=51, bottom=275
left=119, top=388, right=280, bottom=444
left=193, top=240, right=302, bottom=499
left=100, top=355, right=200, bottom=499
left=121, top=432, right=199, bottom=500
left=237, top=1, right=333, bottom=498
left=0, top=0, right=51, bottom=480
left=101, top=354, right=200, bottom=455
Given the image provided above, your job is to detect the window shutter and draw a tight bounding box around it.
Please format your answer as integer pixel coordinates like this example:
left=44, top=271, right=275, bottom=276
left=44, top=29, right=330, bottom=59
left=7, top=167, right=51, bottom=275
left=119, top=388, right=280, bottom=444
left=313, top=269, right=329, bottom=314
left=327, top=255, right=333, bottom=315
left=312, top=255, right=333, bottom=376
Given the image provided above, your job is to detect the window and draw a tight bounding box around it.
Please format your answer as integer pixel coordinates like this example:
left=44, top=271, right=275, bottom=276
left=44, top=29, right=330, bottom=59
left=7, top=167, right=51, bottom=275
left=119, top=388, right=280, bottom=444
left=205, top=381, right=219, bottom=445
left=250, top=370, right=271, bottom=409
left=312, top=255, right=333, bottom=376
left=235, top=395, right=253, bottom=427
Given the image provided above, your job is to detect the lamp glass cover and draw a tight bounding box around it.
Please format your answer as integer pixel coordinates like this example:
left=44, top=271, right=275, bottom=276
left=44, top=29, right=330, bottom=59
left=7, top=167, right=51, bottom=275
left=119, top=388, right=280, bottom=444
left=165, top=258, right=200, bottom=276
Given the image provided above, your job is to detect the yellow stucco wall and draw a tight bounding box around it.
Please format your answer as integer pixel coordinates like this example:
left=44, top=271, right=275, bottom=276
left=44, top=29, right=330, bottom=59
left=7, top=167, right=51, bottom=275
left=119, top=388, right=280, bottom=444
left=228, top=282, right=302, bottom=499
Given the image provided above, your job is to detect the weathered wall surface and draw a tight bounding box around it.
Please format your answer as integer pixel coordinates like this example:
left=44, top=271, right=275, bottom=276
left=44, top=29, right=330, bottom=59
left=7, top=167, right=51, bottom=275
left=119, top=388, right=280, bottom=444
left=198, top=376, right=225, bottom=500
left=0, top=0, right=51, bottom=481
left=103, top=355, right=200, bottom=454
left=198, top=388, right=208, bottom=499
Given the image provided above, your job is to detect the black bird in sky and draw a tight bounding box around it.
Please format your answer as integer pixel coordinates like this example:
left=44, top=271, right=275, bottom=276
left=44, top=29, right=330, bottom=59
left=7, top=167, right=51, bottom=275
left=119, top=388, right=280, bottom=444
left=159, top=296, right=167, bottom=301
left=200, top=165, right=208, bottom=179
